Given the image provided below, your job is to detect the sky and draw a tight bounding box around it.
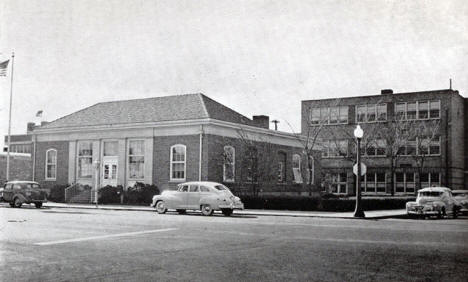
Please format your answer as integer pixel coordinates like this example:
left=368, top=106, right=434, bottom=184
left=1, top=0, right=467, bottom=148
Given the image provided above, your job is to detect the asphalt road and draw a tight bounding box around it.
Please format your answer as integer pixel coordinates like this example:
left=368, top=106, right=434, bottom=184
left=1, top=204, right=467, bottom=282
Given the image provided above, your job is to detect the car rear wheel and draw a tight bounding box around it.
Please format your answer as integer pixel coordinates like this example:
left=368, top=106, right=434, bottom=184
left=155, top=201, right=167, bottom=214
left=201, top=204, right=214, bottom=216
left=35, top=202, right=43, bottom=209
left=176, top=209, right=186, bottom=214
left=13, top=198, right=22, bottom=208
left=221, top=208, right=233, bottom=216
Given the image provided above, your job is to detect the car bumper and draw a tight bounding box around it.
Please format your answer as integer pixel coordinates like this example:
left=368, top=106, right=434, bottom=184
left=218, top=202, right=244, bottom=210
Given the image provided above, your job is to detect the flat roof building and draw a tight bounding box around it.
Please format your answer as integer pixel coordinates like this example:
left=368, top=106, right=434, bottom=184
left=301, top=89, right=466, bottom=195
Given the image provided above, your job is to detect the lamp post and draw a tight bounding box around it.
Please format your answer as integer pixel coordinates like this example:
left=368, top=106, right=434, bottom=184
left=354, top=124, right=365, bottom=218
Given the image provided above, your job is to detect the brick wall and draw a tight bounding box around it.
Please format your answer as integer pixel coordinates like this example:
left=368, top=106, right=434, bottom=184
left=0, top=154, right=32, bottom=186
left=34, top=141, right=69, bottom=186
left=153, top=135, right=201, bottom=191
left=204, top=134, right=320, bottom=195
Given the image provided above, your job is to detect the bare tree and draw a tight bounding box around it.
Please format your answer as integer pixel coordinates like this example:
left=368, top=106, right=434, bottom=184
left=407, top=119, right=442, bottom=192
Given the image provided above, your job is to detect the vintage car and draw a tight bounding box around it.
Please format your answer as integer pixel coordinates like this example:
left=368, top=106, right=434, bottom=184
left=452, top=190, right=468, bottom=215
left=2, top=181, right=48, bottom=208
left=151, top=181, right=244, bottom=216
left=406, top=187, right=460, bottom=219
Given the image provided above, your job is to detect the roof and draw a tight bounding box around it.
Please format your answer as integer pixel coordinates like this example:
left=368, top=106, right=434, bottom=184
left=418, top=187, right=451, bottom=192
left=41, top=93, right=255, bottom=129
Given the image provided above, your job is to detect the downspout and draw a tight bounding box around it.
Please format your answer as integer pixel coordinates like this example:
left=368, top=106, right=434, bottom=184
left=199, top=125, right=203, bottom=181
left=445, top=109, right=449, bottom=186
left=32, top=134, right=36, bottom=181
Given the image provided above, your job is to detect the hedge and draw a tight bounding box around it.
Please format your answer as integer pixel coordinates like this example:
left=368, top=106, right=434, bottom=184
left=98, top=183, right=160, bottom=204
left=43, top=184, right=69, bottom=203
left=240, top=195, right=415, bottom=211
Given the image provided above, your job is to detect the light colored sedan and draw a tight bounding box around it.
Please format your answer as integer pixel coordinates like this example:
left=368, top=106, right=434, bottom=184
left=150, top=181, right=244, bottom=216
left=452, top=190, right=468, bottom=215
left=406, top=187, right=460, bottom=219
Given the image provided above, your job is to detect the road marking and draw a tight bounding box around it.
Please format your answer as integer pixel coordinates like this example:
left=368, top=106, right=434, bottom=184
left=211, top=230, right=468, bottom=248
left=34, top=228, right=177, bottom=246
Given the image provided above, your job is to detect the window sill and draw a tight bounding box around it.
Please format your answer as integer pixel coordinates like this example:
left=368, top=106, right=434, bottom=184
left=45, top=178, right=56, bottom=181
left=169, top=179, right=185, bottom=183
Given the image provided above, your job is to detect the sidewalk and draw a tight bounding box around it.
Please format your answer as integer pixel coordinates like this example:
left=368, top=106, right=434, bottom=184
left=43, top=202, right=407, bottom=219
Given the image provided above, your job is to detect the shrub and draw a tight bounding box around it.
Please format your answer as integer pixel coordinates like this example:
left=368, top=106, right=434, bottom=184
left=240, top=194, right=415, bottom=211
left=99, top=185, right=123, bottom=204
left=124, top=182, right=160, bottom=205
left=46, top=184, right=69, bottom=203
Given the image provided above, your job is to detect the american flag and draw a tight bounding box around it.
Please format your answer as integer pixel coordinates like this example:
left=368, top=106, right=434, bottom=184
left=0, top=60, right=9, bottom=76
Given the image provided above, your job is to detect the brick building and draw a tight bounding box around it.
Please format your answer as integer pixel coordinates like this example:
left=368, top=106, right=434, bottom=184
left=301, top=89, right=466, bottom=195
left=31, top=93, right=319, bottom=195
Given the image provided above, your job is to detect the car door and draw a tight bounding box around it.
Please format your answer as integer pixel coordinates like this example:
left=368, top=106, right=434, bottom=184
left=175, top=185, right=189, bottom=209
left=186, top=184, right=200, bottom=209
left=446, top=191, right=455, bottom=211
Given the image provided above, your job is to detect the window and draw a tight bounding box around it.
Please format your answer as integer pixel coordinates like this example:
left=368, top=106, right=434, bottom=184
left=394, top=100, right=440, bottom=120
left=395, top=172, right=415, bottom=194
left=310, top=108, right=320, bottom=125
left=430, top=100, right=440, bottom=118
left=395, top=103, right=406, bottom=120
left=362, top=173, right=386, bottom=194
left=129, top=140, right=145, bottom=179
left=45, top=149, right=57, bottom=180
left=377, top=104, right=387, bottom=121
left=305, top=156, right=314, bottom=184
left=420, top=172, right=440, bottom=188
left=429, top=136, right=440, bottom=155
left=189, top=184, right=199, bottom=192
left=292, top=154, right=302, bottom=184
left=329, top=173, right=347, bottom=194
left=78, top=141, right=93, bottom=178
left=223, top=146, right=235, bottom=182
left=309, top=106, right=348, bottom=125
left=324, top=140, right=347, bottom=157
left=356, top=104, right=386, bottom=123
left=366, top=140, right=387, bottom=157
left=356, top=105, right=366, bottom=123
left=418, top=101, right=429, bottom=119
left=170, top=145, right=186, bottom=181
left=277, top=152, right=286, bottom=182
left=245, top=147, right=258, bottom=182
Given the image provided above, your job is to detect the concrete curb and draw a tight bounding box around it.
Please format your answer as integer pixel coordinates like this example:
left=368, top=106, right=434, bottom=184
left=41, top=203, right=406, bottom=219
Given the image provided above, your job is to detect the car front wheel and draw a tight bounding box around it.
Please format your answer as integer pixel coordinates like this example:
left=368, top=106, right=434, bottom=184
left=201, top=204, right=214, bottom=216
left=155, top=201, right=167, bottom=214
left=13, top=198, right=22, bottom=208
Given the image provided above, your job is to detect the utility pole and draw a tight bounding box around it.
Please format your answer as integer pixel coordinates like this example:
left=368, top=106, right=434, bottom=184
left=271, top=120, right=279, bottom=131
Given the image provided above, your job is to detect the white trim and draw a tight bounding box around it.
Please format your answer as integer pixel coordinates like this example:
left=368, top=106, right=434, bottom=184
left=170, top=144, right=186, bottom=182
left=45, top=148, right=57, bottom=181
left=223, top=145, right=235, bottom=183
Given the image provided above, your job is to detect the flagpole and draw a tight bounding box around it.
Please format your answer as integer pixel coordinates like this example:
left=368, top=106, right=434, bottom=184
left=6, top=52, right=14, bottom=181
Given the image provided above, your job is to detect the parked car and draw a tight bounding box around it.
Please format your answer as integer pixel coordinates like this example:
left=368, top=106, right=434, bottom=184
left=452, top=190, right=468, bottom=215
left=151, top=181, right=244, bottom=216
left=2, top=181, right=48, bottom=208
left=0, top=186, right=4, bottom=201
left=406, top=187, right=460, bottom=219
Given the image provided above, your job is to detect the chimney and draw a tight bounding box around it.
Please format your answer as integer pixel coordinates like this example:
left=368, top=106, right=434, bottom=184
left=40, top=121, right=49, bottom=127
left=381, top=89, right=393, bottom=95
left=27, top=122, right=36, bottom=134
left=252, top=115, right=269, bottom=129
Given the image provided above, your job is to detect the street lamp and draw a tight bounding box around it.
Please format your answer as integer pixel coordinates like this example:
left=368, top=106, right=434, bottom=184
left=354, top=124, right=365, bottom=218
left=93, top=160, right=100, bottom=208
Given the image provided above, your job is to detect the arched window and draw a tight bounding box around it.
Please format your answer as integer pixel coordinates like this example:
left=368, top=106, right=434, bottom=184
left=45, top=149, right=57, bottom=180
left=170, top=145, right=186, bottom=181
left=292, top=154, right=303, bottom=184
left=223, top=146, right=235, bottom=182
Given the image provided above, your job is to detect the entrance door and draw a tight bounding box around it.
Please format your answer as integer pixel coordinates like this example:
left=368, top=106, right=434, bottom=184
left=102, top=156, right=118, bottom=187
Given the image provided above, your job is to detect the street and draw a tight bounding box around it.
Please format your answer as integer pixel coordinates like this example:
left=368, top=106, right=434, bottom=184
left=1, top=204, right=467, bottom=282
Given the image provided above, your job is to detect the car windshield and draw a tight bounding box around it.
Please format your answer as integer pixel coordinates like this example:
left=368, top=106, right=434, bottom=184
left=453, top=192, right=467, bottom=197
left=419, top=191, right=442, bottom=197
